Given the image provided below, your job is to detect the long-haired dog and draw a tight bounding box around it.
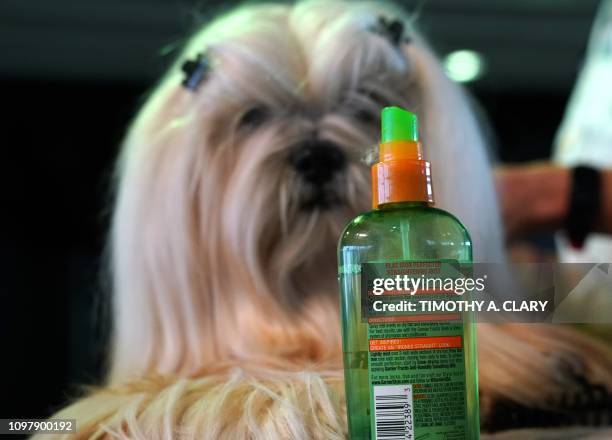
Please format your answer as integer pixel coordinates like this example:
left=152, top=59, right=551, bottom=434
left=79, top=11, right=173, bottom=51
left=43, top=1, right=612, bottom=438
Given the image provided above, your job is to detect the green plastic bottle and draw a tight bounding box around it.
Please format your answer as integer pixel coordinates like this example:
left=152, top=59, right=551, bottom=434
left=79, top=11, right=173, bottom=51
left=338, top=107, right=479, bottom=439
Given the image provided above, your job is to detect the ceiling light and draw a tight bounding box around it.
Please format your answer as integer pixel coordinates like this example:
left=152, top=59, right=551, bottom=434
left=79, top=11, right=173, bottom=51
left=443, top=50, right=485, bottom=83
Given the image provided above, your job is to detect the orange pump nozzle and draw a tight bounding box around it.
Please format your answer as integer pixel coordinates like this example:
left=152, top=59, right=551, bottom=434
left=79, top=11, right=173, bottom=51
left=372, top=107, right=434, bottom=208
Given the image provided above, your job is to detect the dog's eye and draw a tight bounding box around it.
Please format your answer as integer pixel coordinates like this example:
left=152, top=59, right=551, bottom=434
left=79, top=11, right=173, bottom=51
left=354, top=108, right=379, bottom=124
left=358, top=88, right=388, bottom=106
left=238, top=107, right=269, bottom=128
left=349, top=88, right=388, bottom=124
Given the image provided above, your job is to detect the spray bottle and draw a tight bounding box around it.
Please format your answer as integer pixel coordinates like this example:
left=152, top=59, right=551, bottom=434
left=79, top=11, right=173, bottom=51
left=338, top=106, right=479, bottom=439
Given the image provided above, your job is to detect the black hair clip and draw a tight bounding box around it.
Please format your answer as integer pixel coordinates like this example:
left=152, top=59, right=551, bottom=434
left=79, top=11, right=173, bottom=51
left=181, top=52, right=210, bottom=91
left=369, top=16, right=409, bottom=46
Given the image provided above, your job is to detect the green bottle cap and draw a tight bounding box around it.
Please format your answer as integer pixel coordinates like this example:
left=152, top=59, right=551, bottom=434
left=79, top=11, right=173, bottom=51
left=381, top=106, right=418, bottom=143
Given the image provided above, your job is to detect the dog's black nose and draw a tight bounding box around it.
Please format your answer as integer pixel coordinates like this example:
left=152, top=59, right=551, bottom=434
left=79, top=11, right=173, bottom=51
left=289, top=140, right=346, bottom=184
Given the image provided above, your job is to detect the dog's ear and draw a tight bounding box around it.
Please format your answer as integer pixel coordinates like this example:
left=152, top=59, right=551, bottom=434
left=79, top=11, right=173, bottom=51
left=109, top=67, right=224, bottom=382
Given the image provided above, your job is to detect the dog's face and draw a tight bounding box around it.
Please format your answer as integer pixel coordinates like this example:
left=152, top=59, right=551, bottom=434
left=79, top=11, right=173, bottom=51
left=183, top=7, right=418, bottom=299
left=111, top=1, right=503, bottom=380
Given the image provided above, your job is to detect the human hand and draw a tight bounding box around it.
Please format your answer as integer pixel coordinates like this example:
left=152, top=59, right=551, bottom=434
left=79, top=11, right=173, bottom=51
left=494, top=162, right=570, bottom=241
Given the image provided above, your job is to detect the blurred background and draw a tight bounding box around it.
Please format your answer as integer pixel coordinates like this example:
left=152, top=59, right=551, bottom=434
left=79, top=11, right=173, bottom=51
left=0, top=0, right=600, bottom=421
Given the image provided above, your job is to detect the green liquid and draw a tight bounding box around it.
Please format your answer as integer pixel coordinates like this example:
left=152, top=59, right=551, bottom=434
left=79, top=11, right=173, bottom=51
left=338, top=202, right=480, bottom=439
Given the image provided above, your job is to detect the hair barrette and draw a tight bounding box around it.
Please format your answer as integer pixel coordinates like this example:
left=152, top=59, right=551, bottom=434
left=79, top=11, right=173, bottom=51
left=369, top=16, right=410, bottom=46
left=181, top=52, right=210, bottom=91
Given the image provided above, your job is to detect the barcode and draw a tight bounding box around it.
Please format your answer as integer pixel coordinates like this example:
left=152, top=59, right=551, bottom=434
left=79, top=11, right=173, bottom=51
left=373, top=384, right=414, bottom=440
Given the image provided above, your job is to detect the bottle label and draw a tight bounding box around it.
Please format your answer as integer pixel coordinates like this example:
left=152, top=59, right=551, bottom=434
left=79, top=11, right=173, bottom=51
left=361, top=261, right=469, bottom=440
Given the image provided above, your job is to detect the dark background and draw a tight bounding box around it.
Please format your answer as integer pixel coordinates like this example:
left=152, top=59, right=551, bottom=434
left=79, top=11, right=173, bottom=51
left=1, top=0, right=600, bottom=420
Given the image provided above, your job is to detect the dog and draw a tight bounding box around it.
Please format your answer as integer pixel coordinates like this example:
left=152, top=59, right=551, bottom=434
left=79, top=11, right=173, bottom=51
left=40, top=1, right=612, bottom=438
